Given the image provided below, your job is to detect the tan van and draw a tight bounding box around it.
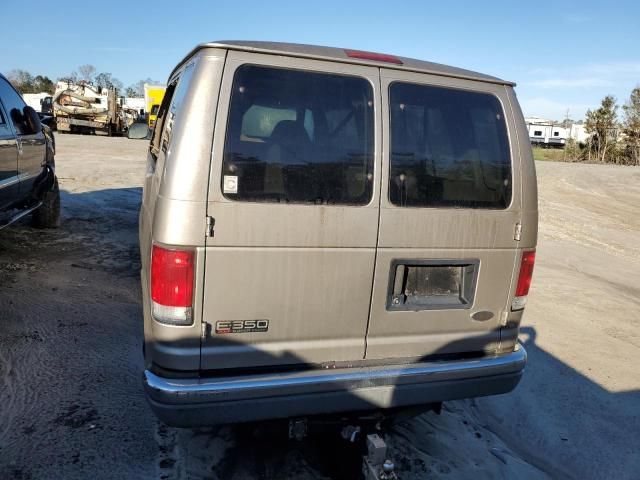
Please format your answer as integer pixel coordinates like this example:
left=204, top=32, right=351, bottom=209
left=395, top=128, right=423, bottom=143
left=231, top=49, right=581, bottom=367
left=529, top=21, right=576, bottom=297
left=140, top=41, right=537, bottom=427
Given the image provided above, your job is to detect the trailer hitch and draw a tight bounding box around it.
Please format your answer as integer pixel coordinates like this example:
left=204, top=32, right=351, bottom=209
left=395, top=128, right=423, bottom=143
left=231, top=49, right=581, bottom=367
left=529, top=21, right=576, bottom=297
left=363, top=434, right=398, bottom=480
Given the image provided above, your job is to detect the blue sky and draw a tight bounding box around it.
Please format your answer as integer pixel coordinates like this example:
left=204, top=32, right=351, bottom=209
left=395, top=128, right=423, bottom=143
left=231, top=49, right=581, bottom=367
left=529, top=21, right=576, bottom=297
left=3, top=0, right=639, bottom=120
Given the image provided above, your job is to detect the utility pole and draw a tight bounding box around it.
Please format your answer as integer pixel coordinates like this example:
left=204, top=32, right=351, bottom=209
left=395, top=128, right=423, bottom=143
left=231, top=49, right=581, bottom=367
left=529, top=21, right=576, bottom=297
left=563, top=108, right=570, bottom=161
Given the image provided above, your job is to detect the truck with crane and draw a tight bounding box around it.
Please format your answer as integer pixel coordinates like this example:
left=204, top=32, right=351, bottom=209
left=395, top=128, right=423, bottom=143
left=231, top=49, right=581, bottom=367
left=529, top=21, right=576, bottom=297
left=52, top=81, right=137, bottom=136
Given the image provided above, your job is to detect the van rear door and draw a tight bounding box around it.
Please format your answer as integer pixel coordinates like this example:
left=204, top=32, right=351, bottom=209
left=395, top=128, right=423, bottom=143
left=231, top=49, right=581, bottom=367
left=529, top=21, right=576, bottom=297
left=365, top=70, right=521, bottom=360
left=201, top=52, right=381, bottom=370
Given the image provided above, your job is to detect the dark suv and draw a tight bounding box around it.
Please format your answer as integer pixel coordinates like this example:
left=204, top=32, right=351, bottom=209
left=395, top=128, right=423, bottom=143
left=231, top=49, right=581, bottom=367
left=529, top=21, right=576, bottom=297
left=0, top=73, right=59, bottom=229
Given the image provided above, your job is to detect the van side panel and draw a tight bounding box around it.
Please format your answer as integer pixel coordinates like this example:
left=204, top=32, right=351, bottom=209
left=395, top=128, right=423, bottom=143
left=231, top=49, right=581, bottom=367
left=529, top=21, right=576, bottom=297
left=141, top=48, right=226, bottom=371
left=506, top=86, right=538, bottom=249
left=500, top=86, right=538, bottom=352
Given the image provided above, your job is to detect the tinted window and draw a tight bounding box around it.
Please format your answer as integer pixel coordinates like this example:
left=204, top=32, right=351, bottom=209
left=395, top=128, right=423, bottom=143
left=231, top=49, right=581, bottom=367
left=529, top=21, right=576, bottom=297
left=0, top=77, right=29, bottom=135
left=222, top=65, right=374, bottom=205
left=0, top=104, right=12, bottom=137
left=150, top=63, right=194, bottom=160
left=389, top=83, right=511, bottom=209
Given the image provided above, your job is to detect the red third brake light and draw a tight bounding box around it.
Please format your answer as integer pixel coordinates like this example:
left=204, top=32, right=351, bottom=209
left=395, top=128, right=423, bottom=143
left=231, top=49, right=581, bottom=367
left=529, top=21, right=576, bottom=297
left=344, top=49, right=403, bottom=65
left=516, top=250, right=536, bottom=297
left=151, top=245, right=194, bottom=308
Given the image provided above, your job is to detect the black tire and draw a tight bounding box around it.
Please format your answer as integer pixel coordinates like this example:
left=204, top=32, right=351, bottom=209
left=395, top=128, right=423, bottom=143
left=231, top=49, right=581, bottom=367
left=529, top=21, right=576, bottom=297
left=32, top=178, right=61, bottom=228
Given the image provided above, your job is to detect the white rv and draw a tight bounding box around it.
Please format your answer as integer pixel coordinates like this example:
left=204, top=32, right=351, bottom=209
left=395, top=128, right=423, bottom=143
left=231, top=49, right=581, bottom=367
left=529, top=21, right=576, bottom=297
left=525, top=117, right=567, bottom=147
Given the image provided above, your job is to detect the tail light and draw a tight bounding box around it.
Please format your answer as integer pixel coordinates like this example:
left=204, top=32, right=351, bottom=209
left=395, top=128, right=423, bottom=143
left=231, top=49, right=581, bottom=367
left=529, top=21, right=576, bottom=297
left=151, top=245, right=194, bottom=325
left=512, top=250, right=536, bottom=311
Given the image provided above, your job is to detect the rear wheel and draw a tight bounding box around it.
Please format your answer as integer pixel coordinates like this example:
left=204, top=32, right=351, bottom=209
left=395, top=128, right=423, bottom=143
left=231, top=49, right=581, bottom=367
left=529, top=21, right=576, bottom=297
left=95, top=124, right=112, bottom=136
left=32, top=178, right=61, bottom=228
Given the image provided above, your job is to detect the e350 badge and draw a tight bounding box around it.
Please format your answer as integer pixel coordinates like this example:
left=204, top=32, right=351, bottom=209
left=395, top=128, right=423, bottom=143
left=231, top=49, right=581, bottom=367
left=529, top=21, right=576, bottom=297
left=215, top=320, right=269, bottom=334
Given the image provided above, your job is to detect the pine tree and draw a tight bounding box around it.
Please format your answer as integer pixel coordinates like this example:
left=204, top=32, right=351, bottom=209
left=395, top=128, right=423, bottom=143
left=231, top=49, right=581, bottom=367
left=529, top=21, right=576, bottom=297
left=585, top=96, right=618, bottom=163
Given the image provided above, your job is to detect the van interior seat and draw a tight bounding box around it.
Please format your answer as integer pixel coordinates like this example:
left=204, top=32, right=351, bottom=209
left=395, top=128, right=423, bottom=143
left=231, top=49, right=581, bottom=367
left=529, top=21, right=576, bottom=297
left=266, top=120, right=313, bottom=201
left=344, top=162, right=368, bottom=199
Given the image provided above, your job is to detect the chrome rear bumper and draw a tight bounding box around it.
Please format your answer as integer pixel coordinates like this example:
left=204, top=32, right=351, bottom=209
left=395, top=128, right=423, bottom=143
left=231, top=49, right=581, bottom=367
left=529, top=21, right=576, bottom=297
left=144, top=344, right=526, bottom=426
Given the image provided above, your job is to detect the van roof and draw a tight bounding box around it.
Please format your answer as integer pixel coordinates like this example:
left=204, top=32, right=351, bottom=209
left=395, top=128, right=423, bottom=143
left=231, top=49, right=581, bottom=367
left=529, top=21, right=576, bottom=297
left=173, top=41, right=516, bottom=87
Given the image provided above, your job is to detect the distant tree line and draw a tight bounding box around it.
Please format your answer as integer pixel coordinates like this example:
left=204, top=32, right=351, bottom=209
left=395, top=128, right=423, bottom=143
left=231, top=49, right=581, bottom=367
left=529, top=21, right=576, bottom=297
left=577, top=87, right=640, bottom=165
left=534, top=87, right=640, bottom=166
left=6, top=64, right=161, bottom=99
left=6, top=70, right=56, bottom=94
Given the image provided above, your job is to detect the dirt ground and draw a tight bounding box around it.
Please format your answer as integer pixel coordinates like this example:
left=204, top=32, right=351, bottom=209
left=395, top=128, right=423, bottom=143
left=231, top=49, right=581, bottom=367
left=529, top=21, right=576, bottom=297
left=1, top=135, right=638, bottom=479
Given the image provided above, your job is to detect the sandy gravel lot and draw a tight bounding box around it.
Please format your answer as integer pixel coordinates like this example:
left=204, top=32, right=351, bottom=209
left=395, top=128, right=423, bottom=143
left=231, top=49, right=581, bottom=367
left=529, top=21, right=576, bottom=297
left=1, top=135, right=638, bottom=479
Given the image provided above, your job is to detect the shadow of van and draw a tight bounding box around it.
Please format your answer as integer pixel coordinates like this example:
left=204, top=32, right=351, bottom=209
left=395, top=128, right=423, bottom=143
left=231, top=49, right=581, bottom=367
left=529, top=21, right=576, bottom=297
left=146, top=328, right=524, bottom=479
left=473, top=326, right=640, bottom=480
left=148, top=323, right=639, bottom=480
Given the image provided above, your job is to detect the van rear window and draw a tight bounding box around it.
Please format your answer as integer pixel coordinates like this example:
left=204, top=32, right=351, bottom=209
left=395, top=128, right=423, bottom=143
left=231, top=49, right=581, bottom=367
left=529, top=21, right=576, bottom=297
left=222, top=65, right=374, bottom=205
left=389, top=83, right=512, bottom=209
